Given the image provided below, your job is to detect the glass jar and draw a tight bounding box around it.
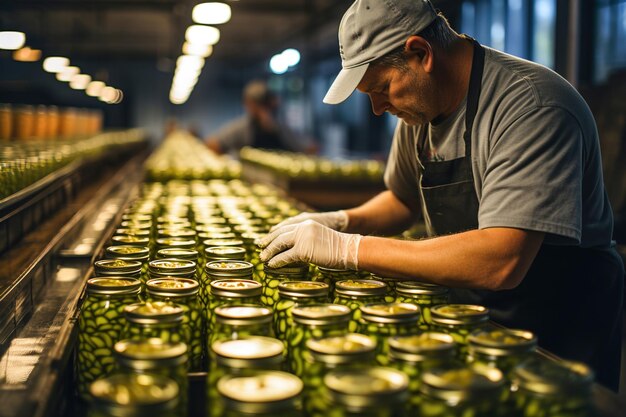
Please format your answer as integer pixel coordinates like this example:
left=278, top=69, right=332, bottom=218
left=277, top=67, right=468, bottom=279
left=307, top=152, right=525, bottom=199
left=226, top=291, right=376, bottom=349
left=202, top=247, right=247, bottom=284
left=418, top=364, right=506, bottom=417
left=116, top=228, right=151, bottom=238
left=211, top=305, right=274, bottom=345
left=202, top=238, right=245, bottom=253
left=387, top=333, right=457, bottom=412
left=240, top=232, right=263, bottom=278
left=467, top=328, right=537, bottom=379
left=430, top=304, right=490, bottom=360
left=207, top=279, right=262, bottom=335
left=111, top=235, right=151, bottom=248
left=88, top=373, right=179, bottom=417
left=208, top=337, right=285, bottom=417
left=288, top=304, right=351, bottom=377
left=198, top=231, right=237, bottom=242
left=201, top=260, right=254, bottom=311
left=358, top=303, right=421, bottom=366
left=511, top=357, right=593, bottom=417
left=394, top=281, right=449, bottom=331
left=322, top=367, right=409, bottom=417
left=157, top=228, right=196, bottom=241
left=315, top=267, right=360, bottom=301
left=274, top=281, right=329, bottom=340
left=120, top=220, right=152, bottom=232
left=196, top=225, right=232, bottom=235
left=145, top=278, right=204, bottom=371
left=122, top=301, right=184, bottom=344
left=333, top=280, right=387, bottom=332
left=148, top=259, right=197, bottom=281
left=105, top=246, right=150, bottom=283
left=114, top=338, right=188, bottom=415
left=262, top=263, right=309, bottom=308
left=154, top=238, right=196, bottom=256
left=302, top=334, right=376, bottom=417
left=94, top=259, right=142, bottom=279
left=371, top=273, right=403, bottom=298
left=77, top=277, right=141, bottom=398
left=217, top=371, right=303, bottom=417
left=156, top=248, right=199, bottom=262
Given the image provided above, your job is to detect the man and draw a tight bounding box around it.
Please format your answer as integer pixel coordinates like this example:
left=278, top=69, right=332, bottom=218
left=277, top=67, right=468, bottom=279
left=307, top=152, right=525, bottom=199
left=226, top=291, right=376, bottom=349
left=205, top=80, right=315, bottom=156
left=258, top=0, right=624, bottom=389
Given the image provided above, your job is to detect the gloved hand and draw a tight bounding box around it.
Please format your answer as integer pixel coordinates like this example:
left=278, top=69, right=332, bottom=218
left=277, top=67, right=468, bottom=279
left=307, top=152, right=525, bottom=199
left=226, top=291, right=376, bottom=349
left=270, top=210, right=349, bottom=232
left=258, top=220, right=362, bottom=269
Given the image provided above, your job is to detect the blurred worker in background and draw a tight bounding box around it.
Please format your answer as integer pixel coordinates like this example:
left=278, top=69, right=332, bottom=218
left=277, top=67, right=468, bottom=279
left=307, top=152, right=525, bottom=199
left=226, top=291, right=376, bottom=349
left=204, top=79, right=317, bottom=156
left=258, top=0, right=624, bottom=390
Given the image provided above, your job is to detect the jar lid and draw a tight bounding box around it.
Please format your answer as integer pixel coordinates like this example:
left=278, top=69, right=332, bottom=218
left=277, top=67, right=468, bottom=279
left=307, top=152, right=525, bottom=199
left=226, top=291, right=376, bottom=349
left=204, top=246, right=247, bottom=261
left=148, top=259, right=197, bottom=274
left=111, top=235, right=150, bottom=246
left=197, top=231, right=237, bottom=241
left=146, top=278, right=199, bottom=298
left=214, top=305, right=273, bottom=326
left=156, top=216, right=189, bottom=225
left=124, top=302, right=184, bottom=325
left=155, top=238, right=196, bottom=249
left=205, top=260, right=254, bottom=278
left=89, top=374, right=179, bottom=414
left=468, top=328, right=537, bottom=357
left=122, top=213, right=152, bottom=222
left=156, top=248, right=199, bottom=261
left=157, top=228, right=196, bottom=238
left=114, top=338, right=188, bottom=369
left=87, top=277, right=141, bottom=295
left=115, top=228, right=150, bottom=237
left=212, top=336, right=284, bottom=368
left=203, top=238, right=244, bottom=248
left=95, top=259, right=142, bottom=273
left=430, top=304, right=490, bottom=326
left=420, top=364, right=504, bottom=403
left=278, top=281, right=329, bottom=299
left=317, top=266, right=357, bottom=275
left=240, top=232, right=265, bottom=243
left=388, top=333, right=457, bottom=363
left=196, top=217, right=227, bottom=225
left=292, top=304, right=351, bottom=326
left=263, top=262, right=309, bottom=275
left=360, top=303, right=420, bottom=325
left=512, top=357, right=593, bottom=396
left=334, top=280, right=387, bottom=297
left=120, top=220, right=152, bottom=230
left=396, top=280, right=449, bottom=296
left=196, top=225, right=232, bottom=234
left=218, top=371, right=302, bottom=414
left=306, top=333, right=376, bottom=365
left=211, top=279, right=262, bottom=298
left=106, top=245, right=150, bottom=260
left=324, top=367, right=408, bottom=409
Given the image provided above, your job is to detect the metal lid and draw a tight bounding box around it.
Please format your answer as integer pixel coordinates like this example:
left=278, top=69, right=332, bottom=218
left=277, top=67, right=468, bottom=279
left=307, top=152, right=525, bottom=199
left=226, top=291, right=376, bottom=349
left=115, top=228, right=150, bottom=237
left=218, top=371, right=302, bottom=414
left=512, top=357, right=593, bottom=396
left=148, top=259, right=197, bottom=274
left=146, top=278, right=199, bottom=298
left=215, top=305, right=273, bottom=326
left=120, top=220, right=152, bottom=230
left=197, top=231, right=237, bottom=241
left=468, top=328, right=537, bottom=357
left=430, top=304, right=490, bottom=326
left=306, top=333, right=376, bottom=365
left=155, top=237, right=196, bottom=249
left=360, top=303, right=420, bottom=325
left=212, top=336, right=284, bottom=369
left=111, top=235, right=150, bottom=246
left=195, top=225, right=232, bottom=234
left=317, top=266, right=358, bottom=276
left=324, top=367, right=408, bottom=409
left=210, top=279, right=262, bottom=298
left=292, top=304, right=351, bottom=326
left=240, top=232, right=264, bottom=243
left=122, top=213, right=152, bottom=222
left=203, top=238, right=244, bottom=248
left=156, top=248, right=199, bottom=261
left=278, top=281, right=329, bottom=299
left=95, top=259, right=142, bottom=273
left=195, top=217, right=227, bottom=225
left=106, top=245, right=150, bottom=260
left=114, top=338, right=188, bottom=369
left=263, top=262, right=309, bottom=275
left=124, top=302, right=184, bottom=325
left=396, top=280, right=449, bottom=297
left=157, top=228, right=196, bottom=238
left=89, top=373, right=179, bottom=414
left=204, top=246, right=247, bottom=261
left=420, top=364, right=504, bottom=403
left=87, top=277, right=141, bottom=296
left=334, top=280, right=387, bottom=297
left=389, top=333, right=457, bottom=363
left=205, top=260, right=254, bottom=278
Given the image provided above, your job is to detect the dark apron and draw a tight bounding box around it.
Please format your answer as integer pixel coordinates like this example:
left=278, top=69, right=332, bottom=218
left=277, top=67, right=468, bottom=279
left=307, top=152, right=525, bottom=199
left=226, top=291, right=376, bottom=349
left=419, top=39, right=624, bottom=390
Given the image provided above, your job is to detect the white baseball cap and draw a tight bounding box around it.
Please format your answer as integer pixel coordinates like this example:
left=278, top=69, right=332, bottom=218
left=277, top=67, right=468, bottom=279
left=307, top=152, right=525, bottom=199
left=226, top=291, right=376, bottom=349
left=323, top=0, right=437, bottom=105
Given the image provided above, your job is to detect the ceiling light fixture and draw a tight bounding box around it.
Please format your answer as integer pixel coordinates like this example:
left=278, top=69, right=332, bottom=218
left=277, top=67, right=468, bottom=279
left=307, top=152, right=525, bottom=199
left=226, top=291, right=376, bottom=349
left=192, top=2, right=232, bottom=25
left=69, top=74, right=92, bottom=90
left=13, top=46, right=41, bottom=62
left=182, top=42, right=213, bottom=58
left=43, top=56, right=70, bottom=72
left=185, top=25, right=220, bottom=45
left=0, top=31, right=26, bottom=50
left=86, top=81, right=105, bottom=97
left=56, top=66, right=80, bottom=82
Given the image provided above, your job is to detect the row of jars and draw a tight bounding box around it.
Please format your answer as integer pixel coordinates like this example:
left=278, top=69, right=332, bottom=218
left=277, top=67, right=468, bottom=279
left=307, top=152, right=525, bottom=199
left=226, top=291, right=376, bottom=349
left=0, top=103, right=103, bottom=141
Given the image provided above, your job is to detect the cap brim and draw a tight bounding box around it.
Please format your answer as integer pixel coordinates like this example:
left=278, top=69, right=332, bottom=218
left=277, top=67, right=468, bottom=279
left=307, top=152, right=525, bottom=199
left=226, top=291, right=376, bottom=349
left=323, top=63, right=370, bottom=105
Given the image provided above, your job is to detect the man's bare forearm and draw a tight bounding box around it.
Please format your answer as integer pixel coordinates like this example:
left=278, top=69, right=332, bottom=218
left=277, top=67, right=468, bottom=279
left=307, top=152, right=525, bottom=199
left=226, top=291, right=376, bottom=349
left=344, top=190, right=417, bottom=235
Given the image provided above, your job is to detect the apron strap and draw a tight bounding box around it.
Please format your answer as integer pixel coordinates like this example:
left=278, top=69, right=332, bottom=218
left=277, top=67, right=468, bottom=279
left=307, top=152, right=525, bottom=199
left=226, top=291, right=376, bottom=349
left=463, top=39, right=485, bottom=162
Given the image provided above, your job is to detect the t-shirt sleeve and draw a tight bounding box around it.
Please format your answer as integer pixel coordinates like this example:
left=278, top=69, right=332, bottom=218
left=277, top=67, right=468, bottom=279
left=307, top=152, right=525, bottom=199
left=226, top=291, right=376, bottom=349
left=212, top=116, right=249, bottom=152
left=384, top=121, right=421, bottom=211
left=478, top=106, right=583, bottom=244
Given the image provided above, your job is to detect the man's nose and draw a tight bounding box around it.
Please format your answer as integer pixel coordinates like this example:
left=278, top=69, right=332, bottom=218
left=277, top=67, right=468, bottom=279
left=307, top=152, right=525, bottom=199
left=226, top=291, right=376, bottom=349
left=369, top=94, right=388, bottom=116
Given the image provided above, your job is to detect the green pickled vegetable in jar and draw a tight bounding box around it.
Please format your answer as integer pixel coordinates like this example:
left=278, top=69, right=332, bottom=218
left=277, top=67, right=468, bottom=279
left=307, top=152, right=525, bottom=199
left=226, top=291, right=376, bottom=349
left=77, top=277, right=141, bottom=398
left=358, top=302, right=421, bottom=365
left=146, top=278, right=204, bottom=371
left=240, top=232, right=264, bottom=282
left=430, top=304, right=489, bottom=360
left=206, top=279, right=262, bottom=336
left=105, top=246, right=150, bottom=283
left=210, top=305, right=274, bottom=345
left=333, top=280, right=387, bottom=333
left=262, top=262, right=309, bottom=308
left=467, top=328, right=537, bottom=379
left=394, top=281, right=449, bottom=330
left=315, top=267, right=360, bottom=301
left=122, top=301, right=184, bottom=345
left=274, top=281, right=329, bottom=340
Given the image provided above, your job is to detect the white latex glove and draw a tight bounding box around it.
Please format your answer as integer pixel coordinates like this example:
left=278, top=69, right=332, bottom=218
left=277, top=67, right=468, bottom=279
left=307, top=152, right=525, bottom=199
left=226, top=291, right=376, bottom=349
left=270, top=210, right=349, bottom=232
left=258, top=220, right=362, bottom=270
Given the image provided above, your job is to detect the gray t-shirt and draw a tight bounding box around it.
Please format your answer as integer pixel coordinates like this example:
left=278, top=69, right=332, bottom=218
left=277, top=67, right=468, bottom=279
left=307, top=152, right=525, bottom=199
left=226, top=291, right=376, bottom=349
left=385, top=46, right=613, bottom=248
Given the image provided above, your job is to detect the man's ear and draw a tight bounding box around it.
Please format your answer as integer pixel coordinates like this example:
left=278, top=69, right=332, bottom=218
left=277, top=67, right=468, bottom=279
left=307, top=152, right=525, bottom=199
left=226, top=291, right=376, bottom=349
left=404, top=36, right=434, bottom=73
